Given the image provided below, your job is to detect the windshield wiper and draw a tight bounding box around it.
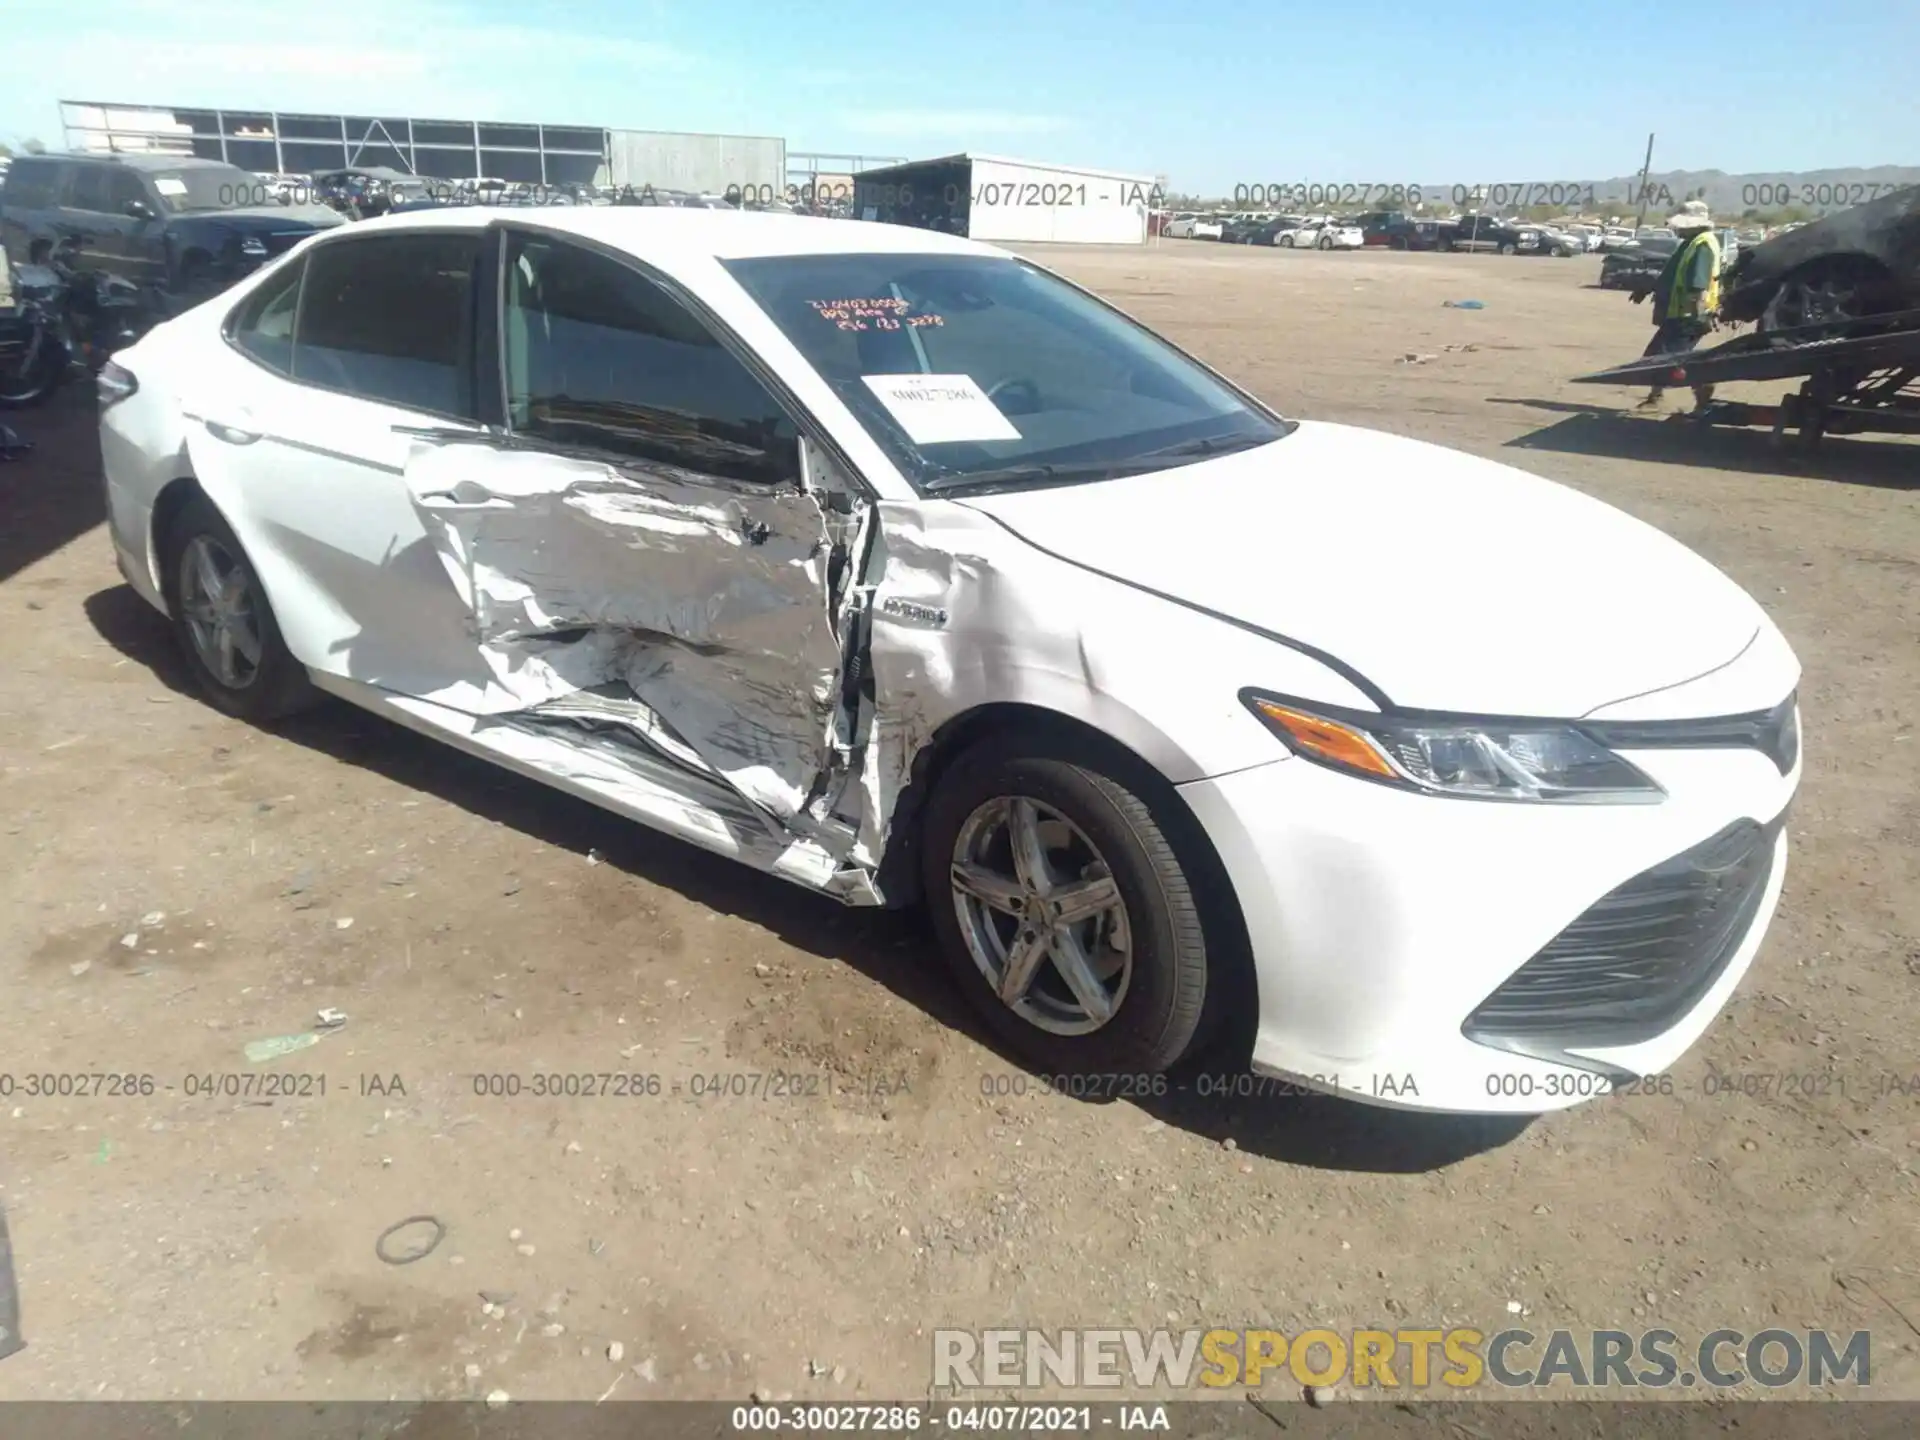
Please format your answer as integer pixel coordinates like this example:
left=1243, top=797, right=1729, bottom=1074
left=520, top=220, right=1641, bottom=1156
left=924, top=458, right=1143, bottom=493
left=1134, top=432, right=1277, bottom=462
left=923, top=432, right=1284, bottom=494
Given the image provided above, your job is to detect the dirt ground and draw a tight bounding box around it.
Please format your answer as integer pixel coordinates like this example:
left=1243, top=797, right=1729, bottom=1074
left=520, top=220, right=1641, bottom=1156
left=0, top=242, right=1916, bottom=1406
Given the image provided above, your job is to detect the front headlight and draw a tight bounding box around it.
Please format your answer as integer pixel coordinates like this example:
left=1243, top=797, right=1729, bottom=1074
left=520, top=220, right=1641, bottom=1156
left=1242, top=694, right=1666, bottom=803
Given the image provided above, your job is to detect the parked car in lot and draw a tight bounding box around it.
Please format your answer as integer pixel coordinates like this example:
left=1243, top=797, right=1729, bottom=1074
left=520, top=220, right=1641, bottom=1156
left=1447, top=214, right=1576, bottom=256
left=1312, top=219, right=1365, bottom=250
left=0, top=153, right=343, bottom=317
left=97, top=206, right=1802, bottom=1113
left=312, top=167, right=438, bottom=218
left=1252, top=215, right=1302, bottom=246
left=1162, top=212, right=1201, bottom=239
left=1189, top=215, right=1225, bottom=240
left=1599, top=234, right=1679, bottom=291
left=1355, top=211, right=1449, bottom=250
left=1717, top=184, right=1920, bottom=331
left=1272, top=217, right=1323, bottom=248
left=1220, top=214, right=1270, bottom=244
left=1597, top=226, right=1637, bottom=252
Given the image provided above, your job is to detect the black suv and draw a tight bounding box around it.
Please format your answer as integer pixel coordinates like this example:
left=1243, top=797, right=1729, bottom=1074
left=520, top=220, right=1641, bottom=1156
left=0, top=153, right=344, bottom=315
left=1356, top=211, right=1449, bottom=250
left=1446, top=214, right=1578, bottom=257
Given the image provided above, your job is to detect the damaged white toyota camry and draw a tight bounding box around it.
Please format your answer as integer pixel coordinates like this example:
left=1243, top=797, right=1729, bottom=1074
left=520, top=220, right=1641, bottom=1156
left=97, top=207, right=1801, bottom=1114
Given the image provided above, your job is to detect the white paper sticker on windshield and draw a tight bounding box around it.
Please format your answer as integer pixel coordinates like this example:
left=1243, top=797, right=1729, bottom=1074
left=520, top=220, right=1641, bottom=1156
left=153, top=177, right=188, bottom=197
left=861, top=374, right=1021, bottom=445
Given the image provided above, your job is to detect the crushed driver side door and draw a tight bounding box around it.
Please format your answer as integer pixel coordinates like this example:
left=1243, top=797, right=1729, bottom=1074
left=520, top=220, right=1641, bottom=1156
left=397, top=226, right=874, bottom=892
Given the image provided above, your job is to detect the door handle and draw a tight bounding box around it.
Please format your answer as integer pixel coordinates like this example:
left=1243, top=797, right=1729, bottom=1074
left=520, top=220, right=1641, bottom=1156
left=204, top=419, right=261, bottom=445
left=414, top=491, right=512, bottom=512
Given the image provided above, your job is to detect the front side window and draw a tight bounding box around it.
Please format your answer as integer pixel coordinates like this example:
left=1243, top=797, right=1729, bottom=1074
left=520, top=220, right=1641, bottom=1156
left=502, top=232, right=799, bottom=485
left=723, top=253, right=1290, bottom=493
left=227, top=260, right=305, bottom=375
left=107, top=169, right=149, bottom=214
left=293, top=233, right=477, bottom=417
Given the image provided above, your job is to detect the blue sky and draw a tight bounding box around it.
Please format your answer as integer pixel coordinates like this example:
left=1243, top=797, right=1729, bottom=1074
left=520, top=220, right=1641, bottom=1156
left=2, top=0, right=1913, bottom=192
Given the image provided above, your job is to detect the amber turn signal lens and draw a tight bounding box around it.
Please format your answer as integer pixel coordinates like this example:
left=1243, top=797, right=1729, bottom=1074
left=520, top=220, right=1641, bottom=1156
left=1250, top=700, right=1399, bottom=779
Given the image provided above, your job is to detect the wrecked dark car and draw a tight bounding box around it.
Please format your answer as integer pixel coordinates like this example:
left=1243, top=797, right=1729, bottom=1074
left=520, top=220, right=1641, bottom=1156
left=1718, top=184, right=1920, bottom=330
left=1599, top=234, right=1678, bottom=291
left=0, top=153, right=344, bottom=322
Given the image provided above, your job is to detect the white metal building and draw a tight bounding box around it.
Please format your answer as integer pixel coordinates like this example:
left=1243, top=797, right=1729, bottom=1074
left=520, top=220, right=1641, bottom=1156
left=58, top=101, right=783, bottom=194
left=851, top=153, right=1160, bottom=245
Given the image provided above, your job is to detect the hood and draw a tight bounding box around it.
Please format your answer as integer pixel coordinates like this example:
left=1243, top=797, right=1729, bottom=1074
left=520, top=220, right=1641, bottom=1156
left=956, top=421, right=1767, bottom=718
left=172, top=204, right=345, bottom=233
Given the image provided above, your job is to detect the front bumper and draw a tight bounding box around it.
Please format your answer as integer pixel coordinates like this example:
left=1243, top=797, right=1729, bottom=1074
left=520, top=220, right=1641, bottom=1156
left=1176, top=721, right=1798, bottom=1114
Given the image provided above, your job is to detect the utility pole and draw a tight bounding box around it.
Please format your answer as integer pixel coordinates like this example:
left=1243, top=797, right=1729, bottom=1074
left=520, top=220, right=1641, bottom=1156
left=1633, top=132, right=1656, bottom=231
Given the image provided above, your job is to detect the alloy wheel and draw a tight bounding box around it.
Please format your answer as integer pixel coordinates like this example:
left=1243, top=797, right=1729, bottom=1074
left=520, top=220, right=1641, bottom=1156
left=949, top=795, right=1132, bottom=1035
left=1762, top=273, right=1866, bottom=332
left=178, top=534, right=264, bottom=689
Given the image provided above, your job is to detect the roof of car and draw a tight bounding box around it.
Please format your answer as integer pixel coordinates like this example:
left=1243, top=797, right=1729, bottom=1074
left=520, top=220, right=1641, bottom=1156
left=50, top=152, right=237, bottom=172
left=345, top=203, right=1004, bottom=261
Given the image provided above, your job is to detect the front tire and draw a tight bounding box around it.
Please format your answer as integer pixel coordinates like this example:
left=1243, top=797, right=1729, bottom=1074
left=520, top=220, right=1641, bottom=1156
left=160, top=495, right=319, bottom=721
left=921, top=737, right=1213, bottom=1075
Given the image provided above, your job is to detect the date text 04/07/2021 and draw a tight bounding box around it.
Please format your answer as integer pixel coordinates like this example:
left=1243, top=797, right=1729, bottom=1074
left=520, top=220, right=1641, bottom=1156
left=849, top=181, right=1166, bottom=210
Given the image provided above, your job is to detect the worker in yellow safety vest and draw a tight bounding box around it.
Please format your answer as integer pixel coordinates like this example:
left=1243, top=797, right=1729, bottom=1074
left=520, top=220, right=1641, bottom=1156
left=1630, top=199, right=1722, bottom=409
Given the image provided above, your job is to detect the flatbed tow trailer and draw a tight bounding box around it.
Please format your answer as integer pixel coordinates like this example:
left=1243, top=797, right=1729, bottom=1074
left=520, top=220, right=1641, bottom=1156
left=1572, top=308, right=1920, bottom=452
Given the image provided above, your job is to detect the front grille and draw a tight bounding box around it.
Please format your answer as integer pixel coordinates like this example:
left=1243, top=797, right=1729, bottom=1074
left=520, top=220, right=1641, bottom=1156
left=1463, top=814, right=1783, bottom=1054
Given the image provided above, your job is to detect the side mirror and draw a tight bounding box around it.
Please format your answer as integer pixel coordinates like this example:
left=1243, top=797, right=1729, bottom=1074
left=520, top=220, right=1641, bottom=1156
left=123, top=200, right=155, bottom=222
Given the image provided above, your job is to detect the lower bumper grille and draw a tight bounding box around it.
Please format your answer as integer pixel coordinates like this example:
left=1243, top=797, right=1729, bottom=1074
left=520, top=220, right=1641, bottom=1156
left=1463, top=814, right=1783, bottom=1054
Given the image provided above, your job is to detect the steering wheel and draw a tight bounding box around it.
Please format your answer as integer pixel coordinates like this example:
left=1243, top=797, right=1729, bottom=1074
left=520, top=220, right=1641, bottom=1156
left=986, top=376, right=1042, bottom=414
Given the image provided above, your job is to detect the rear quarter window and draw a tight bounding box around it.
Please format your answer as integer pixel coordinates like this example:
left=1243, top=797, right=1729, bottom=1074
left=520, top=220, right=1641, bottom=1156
left=1, top=159, right=64, bottom=210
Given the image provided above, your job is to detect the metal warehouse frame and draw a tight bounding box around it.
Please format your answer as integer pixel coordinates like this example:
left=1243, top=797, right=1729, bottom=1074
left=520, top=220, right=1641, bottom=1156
left=59, top=101, right=599, bottom=185
left=786, top=152, right=908, bottom=188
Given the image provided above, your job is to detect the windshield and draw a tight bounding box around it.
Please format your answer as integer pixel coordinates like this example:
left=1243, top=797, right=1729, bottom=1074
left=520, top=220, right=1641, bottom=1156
left=723, top=253, right=1290, bottom=492
left=145, top=165, right=274, bottom=214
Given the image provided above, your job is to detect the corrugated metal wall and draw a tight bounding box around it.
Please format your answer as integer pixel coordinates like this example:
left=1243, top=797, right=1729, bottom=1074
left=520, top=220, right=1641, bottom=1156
left=966, top=158, right=1152, bottom=245
left=605, top=130, right=786, bottom=195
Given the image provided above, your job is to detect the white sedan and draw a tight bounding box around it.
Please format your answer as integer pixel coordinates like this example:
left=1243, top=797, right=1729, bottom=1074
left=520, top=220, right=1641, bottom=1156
left=1188, top=216, right=1225, bottom=240
left=97, top=207, right=1801, bottom=1114
left=1275, top=217, right=1363, bottom=250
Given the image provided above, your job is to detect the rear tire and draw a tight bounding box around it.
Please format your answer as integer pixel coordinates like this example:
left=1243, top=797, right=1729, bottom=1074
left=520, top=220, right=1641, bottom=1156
left=920, top=735, right=1217, bottom=1076
left=159, top=495, right=320, bottom=722
left=0, top=340, right=66, bottom=408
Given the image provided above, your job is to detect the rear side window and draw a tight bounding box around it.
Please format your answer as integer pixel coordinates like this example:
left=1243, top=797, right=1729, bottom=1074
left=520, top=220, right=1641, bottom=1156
left=292, top=233, right=478, bottom=418
left=1, top=158, right=63, bottom=209
left=227, top=260, right=305, bottom=375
